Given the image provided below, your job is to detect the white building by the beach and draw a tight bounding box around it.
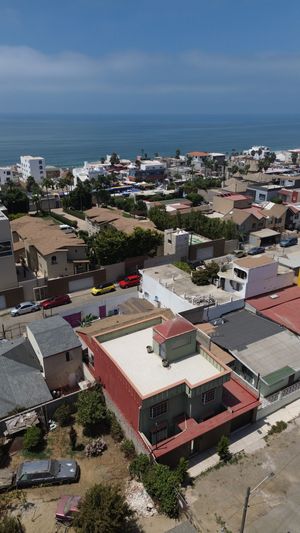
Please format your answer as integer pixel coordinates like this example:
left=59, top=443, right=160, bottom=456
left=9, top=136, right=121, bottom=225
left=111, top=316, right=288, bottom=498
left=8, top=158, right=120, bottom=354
left=19, top=155, right=46, bottom=183
left=72, top=161, right=109, bottom=186
left=243, top=146, right=271, bottom=159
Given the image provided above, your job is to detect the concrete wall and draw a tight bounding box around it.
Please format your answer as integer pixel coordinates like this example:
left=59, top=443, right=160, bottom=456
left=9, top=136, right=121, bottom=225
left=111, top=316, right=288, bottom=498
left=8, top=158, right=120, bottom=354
left=163, top=331, right=197, bottom=362
left=140, top=273, right=194, bottom=313
left=256, top=386, right=300, bottom=420
left=42, top=348, right=83, bottom=390
left=0, top=286, right=24, bottom=309
left=47, top=268, right=105, bottom=297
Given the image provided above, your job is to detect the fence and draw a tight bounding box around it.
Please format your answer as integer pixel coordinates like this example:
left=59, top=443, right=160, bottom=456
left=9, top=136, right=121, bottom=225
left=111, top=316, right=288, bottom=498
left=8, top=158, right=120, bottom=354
left=257, top=380, right=300, bottom=420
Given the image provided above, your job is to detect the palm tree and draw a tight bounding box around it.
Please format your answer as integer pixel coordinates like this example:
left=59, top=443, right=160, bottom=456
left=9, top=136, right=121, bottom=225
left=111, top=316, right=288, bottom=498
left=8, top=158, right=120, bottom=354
left=32, top=184, right=42, bottom=213
left=42, top=177, right=54, bottom=212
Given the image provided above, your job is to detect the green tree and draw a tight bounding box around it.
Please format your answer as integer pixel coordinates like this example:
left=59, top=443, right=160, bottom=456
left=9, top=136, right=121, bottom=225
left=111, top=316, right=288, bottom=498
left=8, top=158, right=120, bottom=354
left=291, top=152, right=298, bottom=165
left=217, top=435, right=232, bottom=463
left=0, top=187, right=29, bottom=214
left=143, top=463, right=180, bottom=518
left=110, top=152, right=120, bottom=166
left=66, top=181, right=92, bottom=211
left=26, top=176, right=36, bottom=192
left=76, top=389, right=107, bottom=434
left=109, top=413, right=124, bottom=442
left=129, top=454, right=151, bottom=481
left=31, top=183, right=42, bottom=213
left=74, top=483, right=134, bottom=533
left=175, top=148, right=181, bottom=159
left=0, top=516, right=25, bottom=533
left=186, top=192, right=204, bottom=206
left=120, top=439, right=136, bottom=460
left=148, top=206, right=173, bottom=231
left=23, top=426, right=43, bottom=451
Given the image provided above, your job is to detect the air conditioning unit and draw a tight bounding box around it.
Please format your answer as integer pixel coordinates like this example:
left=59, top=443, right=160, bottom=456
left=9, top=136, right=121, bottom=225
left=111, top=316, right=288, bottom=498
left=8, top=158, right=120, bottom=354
left=146, top=345, right=154, bottom=353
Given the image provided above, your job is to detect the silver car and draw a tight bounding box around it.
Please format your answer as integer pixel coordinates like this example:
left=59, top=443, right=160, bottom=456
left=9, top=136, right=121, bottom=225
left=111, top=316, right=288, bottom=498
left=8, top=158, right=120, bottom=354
left=15, top=459, right=79, bottom=488
left=10, top=301, right=41, bottom=317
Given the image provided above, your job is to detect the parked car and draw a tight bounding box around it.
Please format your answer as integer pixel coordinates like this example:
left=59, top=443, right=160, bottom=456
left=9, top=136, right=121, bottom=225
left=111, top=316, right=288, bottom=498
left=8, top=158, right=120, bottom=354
left=91, top=281, right=116, bottom=296
left=119, top=274, right=141, bottom=289
left=279, top=236, right=298, bottom=248
left=40, top=294, right=71, bottom=310
left=234, top=249, right=247, bottom=258
left=56, top=495, right=81, bottom=524
left=10, top=301, right=41, bottom=317
left=247, top=247, right=265, bottom=256
left=15, top=459, right=79, bottom=488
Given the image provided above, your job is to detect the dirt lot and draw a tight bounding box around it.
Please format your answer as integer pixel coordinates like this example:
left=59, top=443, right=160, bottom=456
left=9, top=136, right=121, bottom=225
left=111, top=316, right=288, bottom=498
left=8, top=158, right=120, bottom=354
left=186, top=416, right=300, bottom=532
left=7, top=425, right=180, bottom=533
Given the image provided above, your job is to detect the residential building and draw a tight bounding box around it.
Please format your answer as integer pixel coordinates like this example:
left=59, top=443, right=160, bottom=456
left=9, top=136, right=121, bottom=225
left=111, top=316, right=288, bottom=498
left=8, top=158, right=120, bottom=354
left=85, top=206, right=157, bottom=236
left=187, top=151, right=209, bottom=166
left=243, top=146, right=271, bottom=159
left=248, top=228, right=281, bottom=247
left=11, top=216, right=89, bottom=278
left=246, top=184, right=282, bottom=203
left=212, top=193, right=251, bottom=215
left=246, top=285, right=300, bottom=337
left=279, top=188, right=300, bottom=203
left=0, top=211, right=18, bottom=292
left=278, top=175, right=300, bottom=189
left=285, top=205, right=300, bottom=230
left=205, top=309, right=300, bottom=397
left=78, top=313, right=259, bottom=464
left=26, top=316, right=83, bottom=390
left=72, top=161, right=109, bottom=186
left=19, top=155, right=46, bottom=183
left=260, top=202, right=287, bottom=231
left=0, top=337, right=52, bottom=419
left=0, top=166, right=13, bottom=187
left=218, top=255, right=294, bottom=299
left=223, top=207, right=266, bottom=236
left=139, top=264, right=244, bottom=320
left=163, top=228, right=227, bottom=263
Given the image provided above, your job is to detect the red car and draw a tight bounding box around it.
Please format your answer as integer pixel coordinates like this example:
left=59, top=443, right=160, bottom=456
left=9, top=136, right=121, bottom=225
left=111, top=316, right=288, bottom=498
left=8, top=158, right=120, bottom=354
left=40, top=294, right=71, bottom=310
left=56, top=495, right=81, bottom=524
left=119, top=274, right=141, bottom=289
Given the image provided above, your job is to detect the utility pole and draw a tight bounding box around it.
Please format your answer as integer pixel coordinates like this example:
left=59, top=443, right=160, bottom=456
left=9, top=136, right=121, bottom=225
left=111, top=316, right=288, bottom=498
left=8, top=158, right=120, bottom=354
left=240, top=486, right=250, bottom=533
left=240, top=473, right=274, bottom=533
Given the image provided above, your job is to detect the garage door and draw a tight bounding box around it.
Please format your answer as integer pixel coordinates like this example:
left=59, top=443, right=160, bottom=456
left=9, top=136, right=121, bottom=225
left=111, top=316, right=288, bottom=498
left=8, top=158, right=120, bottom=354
left=63, top=312, right=82, bottom=328
left=68, top=277, right=93, bottom=293
left=0, top=295, right=6, bottom=309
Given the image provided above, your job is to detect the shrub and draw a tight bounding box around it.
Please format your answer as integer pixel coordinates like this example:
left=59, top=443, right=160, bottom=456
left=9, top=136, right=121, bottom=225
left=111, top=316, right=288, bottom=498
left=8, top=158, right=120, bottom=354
left=217, top=435, right=232, bottom=463
left=50, top=210, right=78, bottom=228
left=109, top=413, right=124, bottom=442
left=175, top=457, right=189, bottom=484
left=0, top=516, right=25, bottom=533
left=267, top=420, right=287, bottom=436
left=69, top=426, right=77, bottom=450
left=76, top=389, right=108, bottom=434
left=120, top=439, right=136, bottom=460
left=23, top=426, right=43, bottom=451
left=73, top=483, right=134, bottom=532
left=143, top=463, right=180, bottom=518
left=63, top=208, right=86, bottom=220
left=129, top=454, right=151, bottom=481
left=84, top=438, right=107, bottom=457
left=53, top=403, right=72, bottom=427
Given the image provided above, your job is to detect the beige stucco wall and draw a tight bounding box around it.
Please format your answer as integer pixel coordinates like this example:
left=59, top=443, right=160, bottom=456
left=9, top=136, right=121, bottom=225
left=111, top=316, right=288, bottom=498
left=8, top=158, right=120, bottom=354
left=43, top=347, right=83, bottom=390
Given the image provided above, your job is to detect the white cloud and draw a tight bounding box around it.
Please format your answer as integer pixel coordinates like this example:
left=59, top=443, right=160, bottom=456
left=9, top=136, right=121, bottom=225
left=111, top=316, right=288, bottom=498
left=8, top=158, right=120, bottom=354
left=0, top=45, right=299, bottom=111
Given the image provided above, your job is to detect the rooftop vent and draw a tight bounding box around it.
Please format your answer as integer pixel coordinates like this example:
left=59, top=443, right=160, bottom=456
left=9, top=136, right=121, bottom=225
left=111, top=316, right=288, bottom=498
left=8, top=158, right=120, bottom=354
left=270, top=294, right=279, bottom=299
left=162, top=358, right=170, bottom=368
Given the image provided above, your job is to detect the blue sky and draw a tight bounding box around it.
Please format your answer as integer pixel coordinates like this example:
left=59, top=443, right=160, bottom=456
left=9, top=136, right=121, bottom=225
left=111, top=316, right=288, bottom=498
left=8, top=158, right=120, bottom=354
left=1, top=0, right=300, bottom=113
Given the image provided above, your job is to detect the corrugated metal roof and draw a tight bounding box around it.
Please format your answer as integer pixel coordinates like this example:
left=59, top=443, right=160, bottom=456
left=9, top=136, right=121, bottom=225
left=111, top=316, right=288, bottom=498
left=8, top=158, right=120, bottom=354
left=263, top=366, right=295, bottom=386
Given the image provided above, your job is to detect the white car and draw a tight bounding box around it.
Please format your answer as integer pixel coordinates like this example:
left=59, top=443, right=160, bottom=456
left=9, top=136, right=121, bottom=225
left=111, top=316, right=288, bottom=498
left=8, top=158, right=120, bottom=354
left=10, top=301, right=41, bottom=317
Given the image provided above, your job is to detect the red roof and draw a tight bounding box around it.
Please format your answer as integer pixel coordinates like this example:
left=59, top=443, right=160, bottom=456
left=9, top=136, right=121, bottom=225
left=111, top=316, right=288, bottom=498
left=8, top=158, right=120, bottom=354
left=247, top=286, right=300, bottom=335
left=152, top=376, right=260, bottom=459
left=153, top=317, right=196, bottom=340
left=247, top=285, right=300, bottom=311
left=187, top=151, right=209, bottom=157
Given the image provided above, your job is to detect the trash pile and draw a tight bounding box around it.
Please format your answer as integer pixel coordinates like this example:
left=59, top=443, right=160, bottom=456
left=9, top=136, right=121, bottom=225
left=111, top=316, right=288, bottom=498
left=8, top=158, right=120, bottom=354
left=126, top=480, right=157, bottom=517
left=84, top=437, right=107, bottom=457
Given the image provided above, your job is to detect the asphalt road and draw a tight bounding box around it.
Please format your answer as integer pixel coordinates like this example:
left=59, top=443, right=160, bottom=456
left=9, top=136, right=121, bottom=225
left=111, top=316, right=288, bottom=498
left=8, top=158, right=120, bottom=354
left=0, top=285, right=138, bottom=334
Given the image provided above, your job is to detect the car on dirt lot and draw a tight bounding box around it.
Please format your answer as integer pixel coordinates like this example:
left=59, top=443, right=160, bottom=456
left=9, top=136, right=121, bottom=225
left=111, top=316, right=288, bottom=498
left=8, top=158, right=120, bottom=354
left=10, top=301, right=41, bottom=317
left=119, top=274, right=141, bottom=289
left=15, top=459, right=79, bottom=488
left=56, top=495, right=81, bottom=524
left=40, top=294, right=71, bottom=310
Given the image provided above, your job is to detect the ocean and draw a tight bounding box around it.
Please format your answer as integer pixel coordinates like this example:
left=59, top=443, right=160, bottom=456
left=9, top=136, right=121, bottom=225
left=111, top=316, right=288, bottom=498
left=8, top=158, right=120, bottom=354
left=0, top=114, right=300, bottom=168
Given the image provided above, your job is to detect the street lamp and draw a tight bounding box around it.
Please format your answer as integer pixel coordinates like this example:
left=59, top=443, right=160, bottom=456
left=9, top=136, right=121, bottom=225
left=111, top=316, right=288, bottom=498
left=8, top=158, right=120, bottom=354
left=240, top=472, right=274, bottom=533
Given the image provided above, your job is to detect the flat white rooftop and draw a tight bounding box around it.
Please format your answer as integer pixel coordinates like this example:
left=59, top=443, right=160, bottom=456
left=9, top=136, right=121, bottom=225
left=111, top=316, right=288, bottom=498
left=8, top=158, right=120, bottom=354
left=101, top=327, right=221, bottom=397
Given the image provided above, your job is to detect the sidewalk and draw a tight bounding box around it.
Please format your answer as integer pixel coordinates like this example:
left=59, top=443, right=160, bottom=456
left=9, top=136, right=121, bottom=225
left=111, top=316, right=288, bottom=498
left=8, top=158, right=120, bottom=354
left=188, top=398, right=300, bottom=478
left=52, top=208, right=88, bottom=232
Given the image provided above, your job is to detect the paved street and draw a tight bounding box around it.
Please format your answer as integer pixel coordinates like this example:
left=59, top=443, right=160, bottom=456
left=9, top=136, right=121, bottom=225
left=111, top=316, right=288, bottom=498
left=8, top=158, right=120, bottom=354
left=0, top=285, right=138, bottom=335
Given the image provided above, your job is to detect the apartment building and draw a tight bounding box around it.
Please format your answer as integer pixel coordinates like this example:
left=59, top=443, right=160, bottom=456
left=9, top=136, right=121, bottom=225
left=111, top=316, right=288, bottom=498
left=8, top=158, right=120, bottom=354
left=0, top=211, right=18, bottom=293
left=20, top=155, right=46, bottom=182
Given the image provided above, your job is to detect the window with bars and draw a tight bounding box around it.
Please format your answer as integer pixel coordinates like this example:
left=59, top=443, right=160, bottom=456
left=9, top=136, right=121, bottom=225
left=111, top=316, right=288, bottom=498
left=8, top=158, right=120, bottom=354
left=150, top=401, right=168, bottom=418
left=202, top=388, right=216, bottom=404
